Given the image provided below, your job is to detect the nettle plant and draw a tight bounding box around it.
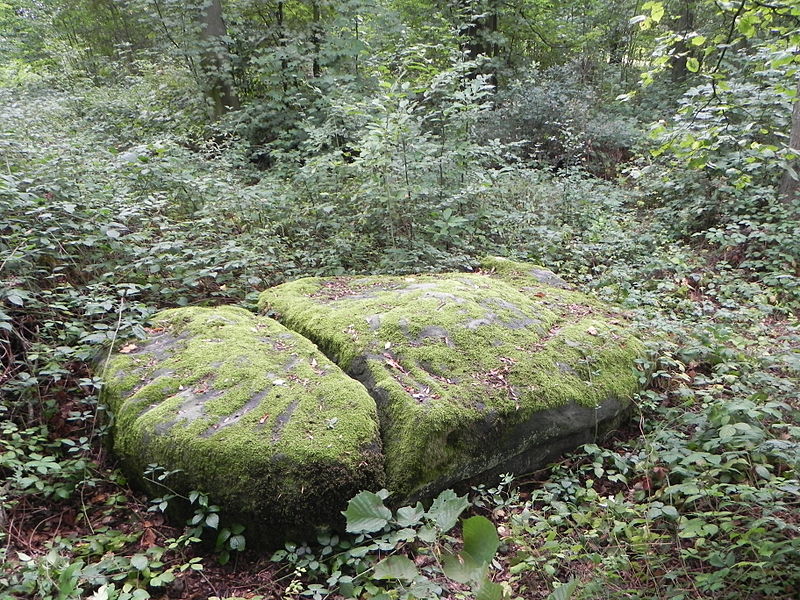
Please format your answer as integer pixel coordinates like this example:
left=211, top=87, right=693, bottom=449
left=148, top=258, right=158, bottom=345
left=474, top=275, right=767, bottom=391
left=272, top=489, right=505, bottom=600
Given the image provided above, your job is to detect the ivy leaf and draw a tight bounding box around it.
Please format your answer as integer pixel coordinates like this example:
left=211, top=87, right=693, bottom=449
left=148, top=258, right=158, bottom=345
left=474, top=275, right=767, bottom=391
left=7, top=294, right=24, bottom=306
left=476, top=580, right=505, bottom=600
left=418, top=525, right=437, bottom=543
left=737, top=16, right=757, bottom=38
left=130, top=554, right=149, bottom=571
left=229, top=535, right=246, bottom=550
left=547, top=578, right=580, bottom=600
left=372, top=555, right=418, bottom=582
left=343, top=490, right=391, bottom=533
left=442, top=552, right=484, bottom=584
left=88, top=585, right=110, bottom=600
left=647, top=1, right=664, bottom=22
left=754, top=465, right=771, bottom=480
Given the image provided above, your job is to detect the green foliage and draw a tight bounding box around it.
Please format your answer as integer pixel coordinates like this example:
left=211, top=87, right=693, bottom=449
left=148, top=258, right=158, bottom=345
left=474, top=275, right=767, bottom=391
left=143, top=465, right=247, bottom=566
left=482, top=63, right=642, bottom=175
left=272, top=488, right=503, bottom=599
left=0, top=421, right=91, bottom=501
left=0, top=463, right=246, bottom=599
left=343, top=489, right=393, bottom=533
left=627, top=0, right=800, bottom=284
left=0, top=532, right=202, bottom=600
left=504, top=319, right=800, bottom=599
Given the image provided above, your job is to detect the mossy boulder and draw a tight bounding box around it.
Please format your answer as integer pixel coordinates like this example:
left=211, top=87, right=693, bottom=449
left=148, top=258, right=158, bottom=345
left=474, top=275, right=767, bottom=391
left=259, top=257, right=645, bottom=500
left=102, top=306, right=383, bottom=539
left=104, top=259, right=644, bottom=537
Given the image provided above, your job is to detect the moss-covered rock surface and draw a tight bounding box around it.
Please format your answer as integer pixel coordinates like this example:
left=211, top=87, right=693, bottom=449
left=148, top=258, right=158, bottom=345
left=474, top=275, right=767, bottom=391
left=102, top=306, right=383, bottom=539
left=259, top=258, right=645, bottom=499
left=104, top=259, right=643, bottom=536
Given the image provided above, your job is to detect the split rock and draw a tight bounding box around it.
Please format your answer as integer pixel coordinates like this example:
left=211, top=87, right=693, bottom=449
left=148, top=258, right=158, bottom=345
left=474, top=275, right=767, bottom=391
left=259, top=257, right=644, bottom=500
left=102, top=306, right=383, bottom=539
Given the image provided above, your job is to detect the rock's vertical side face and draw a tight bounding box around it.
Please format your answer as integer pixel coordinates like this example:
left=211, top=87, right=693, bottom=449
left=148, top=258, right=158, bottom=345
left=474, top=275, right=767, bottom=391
left=259, top=258, right=645, bottom=500
left=102, top=306, right=383, bottom=540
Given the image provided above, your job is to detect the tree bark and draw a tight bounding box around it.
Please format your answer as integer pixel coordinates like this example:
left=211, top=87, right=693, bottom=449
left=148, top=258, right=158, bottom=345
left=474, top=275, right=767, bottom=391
left=311, top=0, right=322, bottom=78
left=779, top=77, right=800, bottom=208
left=200, top=0, right=239, bottom=119
left=671, top=0, right=695, bottom=83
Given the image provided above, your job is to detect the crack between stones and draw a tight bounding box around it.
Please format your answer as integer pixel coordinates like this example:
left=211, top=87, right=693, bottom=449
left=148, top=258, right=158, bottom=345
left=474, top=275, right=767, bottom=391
left=260, top=314, right=394, bottom=462
left=260, top=306, right=577, bottom=470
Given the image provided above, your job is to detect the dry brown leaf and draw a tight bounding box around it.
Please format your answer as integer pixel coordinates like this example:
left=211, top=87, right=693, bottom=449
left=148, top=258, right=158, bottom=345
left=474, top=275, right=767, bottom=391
left=139, top=527, right=158, bottom=549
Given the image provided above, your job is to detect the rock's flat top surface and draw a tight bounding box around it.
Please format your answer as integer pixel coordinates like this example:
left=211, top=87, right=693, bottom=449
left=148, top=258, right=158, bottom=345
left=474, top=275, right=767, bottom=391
left=259, top=257, right=644, bottom=498
left=103, top=306, right=383, bottom=538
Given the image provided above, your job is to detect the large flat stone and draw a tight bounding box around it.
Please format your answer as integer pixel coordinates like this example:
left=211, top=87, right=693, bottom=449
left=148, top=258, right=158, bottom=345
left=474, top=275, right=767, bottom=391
left=258, top=257, right=645, bottom=500
left=103, top=259, right=644, bottom=537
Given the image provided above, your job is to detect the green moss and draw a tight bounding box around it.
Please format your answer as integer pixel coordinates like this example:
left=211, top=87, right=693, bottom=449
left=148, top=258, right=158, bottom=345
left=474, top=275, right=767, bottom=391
left=479, top=256, right=569, bottom=287
left=102, top=306, right=384, bottom=541
left=104, top=260, right=644, bottom=533
left=260, top=260, right=645, bottom=499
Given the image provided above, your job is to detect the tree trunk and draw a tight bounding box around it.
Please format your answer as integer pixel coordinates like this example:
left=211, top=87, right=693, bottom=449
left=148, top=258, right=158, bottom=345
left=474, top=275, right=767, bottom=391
left=311, top=0, right=322, bottom=78
left=607, top=1, right=629, bottom=66
left=200, top=0, right=239, bottom=120
left=779, top=78, right=800, bottom=208
left=456, top=0, right=499, bottom=87
left=671, top=0, right=695, bottom=83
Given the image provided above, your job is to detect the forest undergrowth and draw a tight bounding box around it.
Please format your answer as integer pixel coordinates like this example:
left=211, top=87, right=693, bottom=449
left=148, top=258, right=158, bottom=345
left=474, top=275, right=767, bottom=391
left=1, top=64, right=799, bottom=600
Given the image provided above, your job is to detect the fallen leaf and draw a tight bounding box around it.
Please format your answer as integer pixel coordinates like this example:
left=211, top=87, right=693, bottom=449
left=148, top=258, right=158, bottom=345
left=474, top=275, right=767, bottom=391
left=259, top=413, right=270, bottom=424
left=587, top=327, right=598, bottom=336
left=139, top=528, right=157, bottom=549
left=651, top=466, right=669, bottom=480
left=119, top=343, right=138, bottom=354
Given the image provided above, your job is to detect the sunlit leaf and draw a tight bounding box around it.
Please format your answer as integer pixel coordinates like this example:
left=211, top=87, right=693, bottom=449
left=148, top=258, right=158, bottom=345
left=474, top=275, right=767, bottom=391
left=343, top=490, right=391, bottom=533
left=372, top=555, right=418, bottom=582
